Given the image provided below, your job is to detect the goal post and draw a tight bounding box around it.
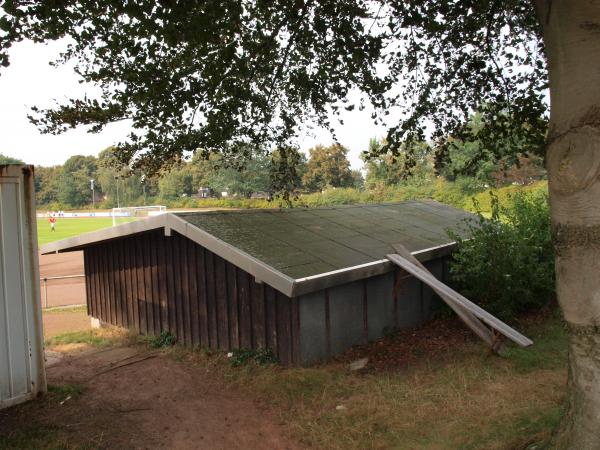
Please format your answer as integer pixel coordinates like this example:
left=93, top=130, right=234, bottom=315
left=112, top=205, right=167, bottom=226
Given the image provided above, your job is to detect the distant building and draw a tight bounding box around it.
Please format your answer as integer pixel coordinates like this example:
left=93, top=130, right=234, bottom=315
left=195, top=187, right=211, bottom=199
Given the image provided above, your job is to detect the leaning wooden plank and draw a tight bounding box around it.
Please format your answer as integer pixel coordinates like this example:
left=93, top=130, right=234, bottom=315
left=392, top=244, right=497, bottom=348
left=386, top=253, right=533, bottom=347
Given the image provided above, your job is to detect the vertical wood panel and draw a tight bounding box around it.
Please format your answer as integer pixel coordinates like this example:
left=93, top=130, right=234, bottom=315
left=215, top=256, right=229, bottom=349
left=157, top=235, right=169, bottom=332
left=226, top=263, right=240, bottom=349
left=100, top=245, right=111, bottom=323
left=128, top=239, right=141, bottom=332
left=251, top=281, right=266, bottom=348
left=238, top=270, right=252, bottom=348
left=187, top=242, right=200, bottom=346
left=143, top=234, right=155, bottom=334
left=179, top=235, right=192, bottom=345
left=150, top=232, right=161, bottom=334
left=264, top=286, right=278, bottom=354
left=172, top=233, right=184, bottom=340
left=205, top=251, right=218, bottom=348
left=135, top=235, right=147, bottom=334
left=116, top=241, right=127, bottom=327
left=196, top=247, right=209, bottom=347
left=107, top=242, right=120, bottom=326
left=165, top=234, right=176, bottom=333
left=88, top=247, right=97, bottom=318
left=83, top=249, right=91, bottom=315
left=123, top=240, right=134, bottom=329
left=276, top=292, right=292, bottom=365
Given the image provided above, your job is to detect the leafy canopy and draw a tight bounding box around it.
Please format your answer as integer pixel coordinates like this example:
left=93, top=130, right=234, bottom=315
left=0, top=1, right=547, bottom=176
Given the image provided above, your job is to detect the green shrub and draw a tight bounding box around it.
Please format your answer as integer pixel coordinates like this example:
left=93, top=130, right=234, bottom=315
left=228, top=348, right=278, bottom=367
left=148, top=331, right=177, bottom=348
left=449, top=190, right=554, bottom=320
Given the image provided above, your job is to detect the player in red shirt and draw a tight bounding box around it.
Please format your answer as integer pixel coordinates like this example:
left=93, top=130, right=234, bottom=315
left=49, top=215, right=57, bottom=232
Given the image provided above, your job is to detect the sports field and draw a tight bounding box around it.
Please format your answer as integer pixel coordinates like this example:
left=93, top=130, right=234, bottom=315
left=37, top=217, right=118, bottom=246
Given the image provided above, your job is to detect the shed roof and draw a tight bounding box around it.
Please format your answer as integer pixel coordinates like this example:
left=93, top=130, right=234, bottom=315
left=41, top=201, right=472, bottom=297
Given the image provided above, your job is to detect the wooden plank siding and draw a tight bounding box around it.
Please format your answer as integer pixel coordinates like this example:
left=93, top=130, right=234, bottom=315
left=83, top=229, right=301, bottom=365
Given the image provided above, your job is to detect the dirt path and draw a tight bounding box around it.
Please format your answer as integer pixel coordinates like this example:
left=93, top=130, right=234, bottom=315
left=43, top=310, right=90, bottom=337
left=2, top=346, right=303, bottom=450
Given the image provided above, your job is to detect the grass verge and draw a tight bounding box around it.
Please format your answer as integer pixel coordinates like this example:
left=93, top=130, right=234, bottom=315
left=45, top=327, right=133, bottom=349
left=168, top=310, right=567, bottom=450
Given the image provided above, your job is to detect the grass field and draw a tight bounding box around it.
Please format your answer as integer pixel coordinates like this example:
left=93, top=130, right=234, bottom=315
left=37, top=217, right=131, bottom=246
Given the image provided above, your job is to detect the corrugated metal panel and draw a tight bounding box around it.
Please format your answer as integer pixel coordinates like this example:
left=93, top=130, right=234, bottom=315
left=0, top=165, right=46, bottom=409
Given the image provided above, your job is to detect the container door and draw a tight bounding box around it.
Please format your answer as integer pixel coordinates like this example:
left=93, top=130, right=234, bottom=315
left=0, top=166, right=46, bottom=408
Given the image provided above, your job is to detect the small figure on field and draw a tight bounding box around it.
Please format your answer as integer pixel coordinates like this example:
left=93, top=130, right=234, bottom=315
left=49, top=215, right=56, bottom=232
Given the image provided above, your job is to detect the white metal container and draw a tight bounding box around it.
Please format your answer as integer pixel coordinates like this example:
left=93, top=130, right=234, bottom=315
left=0, top=165, right=46, bottom=409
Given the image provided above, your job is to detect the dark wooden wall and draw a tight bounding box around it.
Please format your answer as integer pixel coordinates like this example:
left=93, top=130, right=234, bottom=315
left=84, top=230, right=300, bottom=364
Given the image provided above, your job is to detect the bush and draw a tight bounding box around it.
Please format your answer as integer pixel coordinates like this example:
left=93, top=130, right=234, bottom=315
left=227, top=348, right=278, bottom=367
left=148, top=331, right=177, bottom=348
left=449, top=190, right=554, bottom=320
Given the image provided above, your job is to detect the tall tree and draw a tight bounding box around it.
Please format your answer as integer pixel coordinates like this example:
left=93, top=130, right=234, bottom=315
left=56, top=155, right=97, bottom=207
left=364, top=138, right=433, bottom=188
left=2, top=2, right=599, bottom=445
left=302, top=144, right=357, bottom=192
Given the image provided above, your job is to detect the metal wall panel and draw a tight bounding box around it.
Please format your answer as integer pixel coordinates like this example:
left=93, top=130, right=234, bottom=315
left=297, top=264, right=449, bottom=366
left=0, top=166, right=46, bottom=409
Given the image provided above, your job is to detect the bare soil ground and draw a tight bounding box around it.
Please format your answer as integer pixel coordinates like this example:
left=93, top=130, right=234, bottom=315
left=39, top=251, right=86, bottom=308
left=43, top=310, right=90, bottom=337
left=0, top=345, right=303, bottom=450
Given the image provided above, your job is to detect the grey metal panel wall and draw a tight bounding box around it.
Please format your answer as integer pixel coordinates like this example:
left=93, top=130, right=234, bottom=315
left=328, top=281, right=365, bottom=355
left=298, top=261, right=449, bottom=365
left=366, top=271, right=395, bottom=341
left=0, top=166, right=46, bottom=409
left=85, top=230, right=300, bottom=365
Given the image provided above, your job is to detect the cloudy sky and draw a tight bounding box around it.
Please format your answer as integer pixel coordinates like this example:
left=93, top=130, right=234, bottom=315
left=0, top=40, right=387, bottom=170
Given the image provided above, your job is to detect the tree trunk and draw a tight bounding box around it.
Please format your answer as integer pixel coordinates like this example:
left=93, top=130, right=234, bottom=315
left=535, top=0, right=600, bottom=448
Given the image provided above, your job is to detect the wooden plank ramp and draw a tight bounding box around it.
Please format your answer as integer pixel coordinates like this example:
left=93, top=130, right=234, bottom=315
left=388, top=244, right=533, bottom=350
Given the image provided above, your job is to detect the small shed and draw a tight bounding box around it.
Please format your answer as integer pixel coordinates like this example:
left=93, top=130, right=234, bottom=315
left=41, top=201, right=473, bottom=365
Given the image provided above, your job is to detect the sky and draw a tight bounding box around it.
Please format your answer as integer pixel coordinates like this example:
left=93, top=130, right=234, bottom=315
left=0, top=40, right=387, bottom=170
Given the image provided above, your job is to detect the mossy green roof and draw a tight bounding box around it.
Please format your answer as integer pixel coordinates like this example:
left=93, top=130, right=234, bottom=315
left=176, top=201, right=471, bottom=279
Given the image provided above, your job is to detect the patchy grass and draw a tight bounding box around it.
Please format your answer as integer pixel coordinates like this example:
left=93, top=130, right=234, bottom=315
left=172, top=311, right=567, bottom=449
left=45, top=327, right=132, bottom=349
left=0, top=384, right=88, bottom=450
left=47, top=384, right=86, bottom=401
left=43, top=305, right=87, bottom=315
left=0, top=424, right=79, bottom=450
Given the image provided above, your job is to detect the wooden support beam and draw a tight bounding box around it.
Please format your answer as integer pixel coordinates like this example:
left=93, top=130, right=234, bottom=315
left=388, top=244, right=533, bottom=349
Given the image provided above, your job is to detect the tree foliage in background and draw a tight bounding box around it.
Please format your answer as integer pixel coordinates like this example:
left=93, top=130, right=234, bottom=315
left=364, top=138, right=434, bottom=189
left=0, top=153, right=23, bottom=164
left=56, top=155, right=96, bottom=207
left=302, top=144, right=361, bottom=192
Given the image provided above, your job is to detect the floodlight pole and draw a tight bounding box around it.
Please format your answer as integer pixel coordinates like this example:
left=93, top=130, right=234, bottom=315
left=115, top=176, right=121, bottom=208
left=90, top=179, right=95, bottom=209
left=141, top=174, right=147, bottom=206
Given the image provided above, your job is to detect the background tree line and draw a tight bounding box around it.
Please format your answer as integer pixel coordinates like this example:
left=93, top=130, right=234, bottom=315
left=1, top=118, right=544, bottom=210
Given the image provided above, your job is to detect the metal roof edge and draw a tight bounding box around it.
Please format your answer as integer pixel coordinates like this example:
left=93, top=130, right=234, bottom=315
left=289, top=242, right=457, bottom=297
left=166, top=214, right=296, bottom=297
left=39, top=214, right=168, bottom=255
